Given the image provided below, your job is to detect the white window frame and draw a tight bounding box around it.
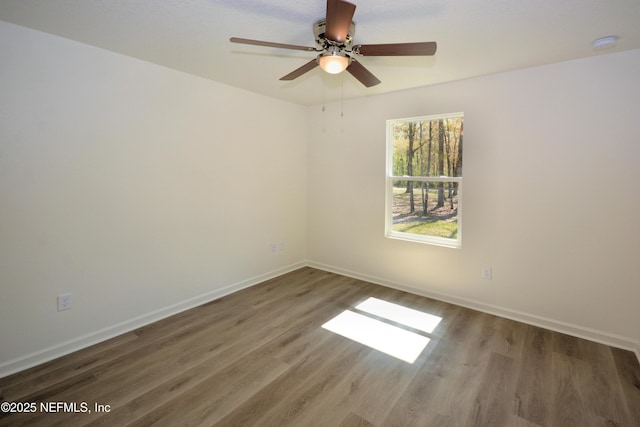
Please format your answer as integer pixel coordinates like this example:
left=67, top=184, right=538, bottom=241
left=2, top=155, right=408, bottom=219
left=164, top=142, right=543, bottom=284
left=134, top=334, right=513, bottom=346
left=385, top=113, right=463, bottom=249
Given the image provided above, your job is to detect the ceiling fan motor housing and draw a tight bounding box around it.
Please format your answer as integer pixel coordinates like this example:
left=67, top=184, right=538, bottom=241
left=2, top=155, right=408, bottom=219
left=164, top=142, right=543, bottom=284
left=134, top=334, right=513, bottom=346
left=313, top=19, right=355, bottom=52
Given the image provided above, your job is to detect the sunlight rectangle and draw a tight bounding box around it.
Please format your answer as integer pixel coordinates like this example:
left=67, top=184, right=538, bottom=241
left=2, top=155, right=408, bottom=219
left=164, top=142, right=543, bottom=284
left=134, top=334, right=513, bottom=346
left=322, top=310, right=430, bottom=364
left=355, top=297, right=442, bottom=334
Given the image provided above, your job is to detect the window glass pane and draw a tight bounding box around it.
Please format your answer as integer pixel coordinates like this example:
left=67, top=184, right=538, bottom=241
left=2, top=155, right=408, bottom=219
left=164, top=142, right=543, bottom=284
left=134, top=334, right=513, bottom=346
left=391, top=117, right=463, bottom=177
left=392, top=180, right=459, bottom=239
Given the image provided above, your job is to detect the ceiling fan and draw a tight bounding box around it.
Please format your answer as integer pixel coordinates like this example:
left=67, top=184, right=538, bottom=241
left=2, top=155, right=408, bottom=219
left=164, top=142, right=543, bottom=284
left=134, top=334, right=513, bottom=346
left=230, top=0, right=437, bottom=87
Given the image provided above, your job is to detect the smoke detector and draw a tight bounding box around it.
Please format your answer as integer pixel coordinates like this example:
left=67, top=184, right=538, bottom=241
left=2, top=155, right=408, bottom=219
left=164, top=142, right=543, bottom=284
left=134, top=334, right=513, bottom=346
left=592, top=36, right=619, bottom=50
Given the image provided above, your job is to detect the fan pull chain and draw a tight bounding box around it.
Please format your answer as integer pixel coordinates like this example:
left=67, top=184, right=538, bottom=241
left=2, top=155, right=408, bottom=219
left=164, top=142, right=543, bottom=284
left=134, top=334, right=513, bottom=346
left=322, top=73, right=326, bottom=112
left=340, top=80, right=344, bottom=118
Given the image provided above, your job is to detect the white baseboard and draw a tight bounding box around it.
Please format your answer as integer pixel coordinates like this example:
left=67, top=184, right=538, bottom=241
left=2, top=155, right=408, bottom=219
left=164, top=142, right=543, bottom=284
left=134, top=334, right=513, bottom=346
left=307, top=260, right=640, bottom=359
left=0, top=261, right=306, bottom=379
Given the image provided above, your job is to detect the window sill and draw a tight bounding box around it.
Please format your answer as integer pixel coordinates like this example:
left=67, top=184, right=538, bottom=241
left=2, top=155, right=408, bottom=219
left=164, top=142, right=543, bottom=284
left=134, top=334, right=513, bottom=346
left=385, top=231, right=461, bottom=249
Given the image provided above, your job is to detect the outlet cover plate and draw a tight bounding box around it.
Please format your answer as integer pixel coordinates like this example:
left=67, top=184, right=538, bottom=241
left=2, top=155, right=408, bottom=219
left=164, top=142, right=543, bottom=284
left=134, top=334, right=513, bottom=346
left=57, top=293, right=73, bottom=311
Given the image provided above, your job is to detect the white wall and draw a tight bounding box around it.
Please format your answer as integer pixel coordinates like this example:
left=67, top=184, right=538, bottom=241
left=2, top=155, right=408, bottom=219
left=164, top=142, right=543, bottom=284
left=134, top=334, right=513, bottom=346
left=307, top=49, right=640, bottom=351
left=0, top=21, right=308, bottom=375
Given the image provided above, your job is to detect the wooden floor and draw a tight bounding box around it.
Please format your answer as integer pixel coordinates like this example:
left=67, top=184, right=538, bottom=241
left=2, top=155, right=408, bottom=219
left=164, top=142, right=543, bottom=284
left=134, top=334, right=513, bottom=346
left=1, top=267, right=639, bottom=426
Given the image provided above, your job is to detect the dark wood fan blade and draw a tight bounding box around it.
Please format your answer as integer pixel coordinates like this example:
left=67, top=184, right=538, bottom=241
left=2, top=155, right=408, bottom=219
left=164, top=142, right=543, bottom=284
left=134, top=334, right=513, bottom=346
left=325, top=0, right=356, bottom=43
left=230, top=37, right=316, bottom=52
left=280, top=59, right=319, bottom=81
left=355, top=42, right=437, bottom=56
left=347, top=59, right=381, bottom=87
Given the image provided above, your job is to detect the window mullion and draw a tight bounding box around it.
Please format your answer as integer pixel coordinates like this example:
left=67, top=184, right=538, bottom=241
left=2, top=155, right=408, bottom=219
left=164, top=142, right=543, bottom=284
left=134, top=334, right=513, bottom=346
left=389, top=176, right=462, bottom=183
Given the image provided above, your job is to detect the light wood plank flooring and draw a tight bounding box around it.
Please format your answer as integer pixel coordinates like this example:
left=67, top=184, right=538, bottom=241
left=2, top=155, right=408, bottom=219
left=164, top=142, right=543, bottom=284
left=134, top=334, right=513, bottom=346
left=1, top=267, right=639, bottom=426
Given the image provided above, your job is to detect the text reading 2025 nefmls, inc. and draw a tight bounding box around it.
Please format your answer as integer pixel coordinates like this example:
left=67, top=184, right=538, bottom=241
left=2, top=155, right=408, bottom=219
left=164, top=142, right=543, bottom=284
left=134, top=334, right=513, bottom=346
left=1, top=401, right=111, bottom=414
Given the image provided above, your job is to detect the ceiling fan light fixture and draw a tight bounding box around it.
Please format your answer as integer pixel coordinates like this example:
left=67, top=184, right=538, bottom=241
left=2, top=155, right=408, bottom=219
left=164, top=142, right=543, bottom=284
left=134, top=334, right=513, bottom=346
left=319, top=53, right=350, bottom=74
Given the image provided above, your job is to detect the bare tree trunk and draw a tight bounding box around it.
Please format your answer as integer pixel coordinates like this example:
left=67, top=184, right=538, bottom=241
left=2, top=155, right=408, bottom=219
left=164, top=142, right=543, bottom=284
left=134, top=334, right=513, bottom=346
left=418, top=122, right=426, bottom=215
left=453, top=120, right=463, bottom=196
left=424, top=122, right=433, bottom=215
left=444, top=119, right=453, bottom=201
left=406, top=122, right=415, bottom=213
left=436, top=120, right=445, bottom=208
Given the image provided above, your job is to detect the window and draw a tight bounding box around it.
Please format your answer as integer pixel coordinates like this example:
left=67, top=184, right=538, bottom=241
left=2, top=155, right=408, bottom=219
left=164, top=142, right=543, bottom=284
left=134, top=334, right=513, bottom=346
left=385, top=113, right=463, bottom=248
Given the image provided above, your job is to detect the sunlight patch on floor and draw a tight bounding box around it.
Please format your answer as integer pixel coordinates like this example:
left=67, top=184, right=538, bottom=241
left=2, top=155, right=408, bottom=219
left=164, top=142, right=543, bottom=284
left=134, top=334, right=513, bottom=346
left=355, top=297, right=442, bottom=334
left=322, top=310, right=430, bottom=364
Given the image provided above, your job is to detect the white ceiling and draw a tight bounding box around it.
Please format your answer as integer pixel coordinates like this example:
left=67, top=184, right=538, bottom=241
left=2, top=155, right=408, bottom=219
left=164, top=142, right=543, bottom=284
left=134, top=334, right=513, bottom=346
left=1, top=0, right=639, bottom=106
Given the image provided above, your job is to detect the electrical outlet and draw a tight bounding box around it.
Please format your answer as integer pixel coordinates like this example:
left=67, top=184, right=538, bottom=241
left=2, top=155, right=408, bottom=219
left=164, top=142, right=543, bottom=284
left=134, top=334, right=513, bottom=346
left=279, top=241, right=285, bottom=251
left=57, top=293, right=73, bottom=311
left=482, top=267, right=492, bottom=280
left=270, top=243, right=277, bottom=253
